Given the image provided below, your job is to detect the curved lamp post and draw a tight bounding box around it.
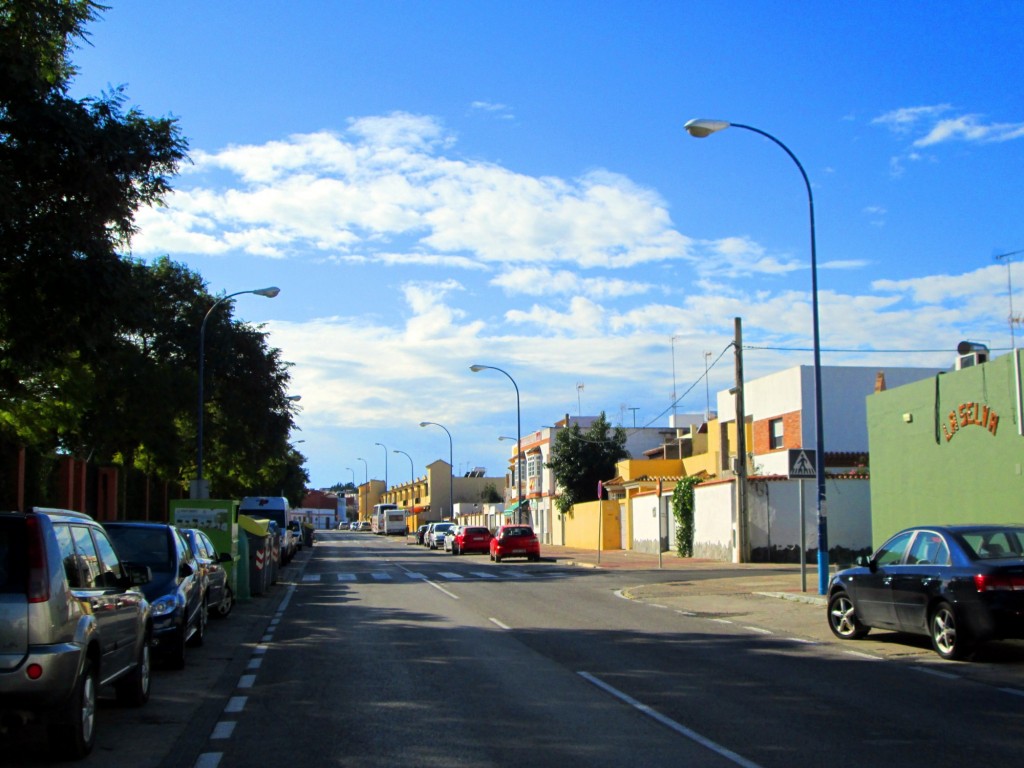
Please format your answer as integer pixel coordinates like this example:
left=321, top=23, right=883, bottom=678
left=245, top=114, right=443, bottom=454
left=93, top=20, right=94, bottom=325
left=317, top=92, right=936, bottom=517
left=194, top=286, right=280, bottom=499
left=419, top=422, right=454, bottom=520
left=356, top=457, right=368, bottom=485
left=346, top=467, right=355, bottom=486
left=684, top=118, right=827, bottom=593
left=394, top=449, right=415, bottom=484
left=470, top=364, right=523, bottom=524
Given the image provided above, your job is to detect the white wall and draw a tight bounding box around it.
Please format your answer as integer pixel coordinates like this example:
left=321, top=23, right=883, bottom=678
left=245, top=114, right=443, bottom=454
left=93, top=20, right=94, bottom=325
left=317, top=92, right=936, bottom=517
left=631, top=494, right=660, bottom=554
left=693, top=482, right=735, bottom=561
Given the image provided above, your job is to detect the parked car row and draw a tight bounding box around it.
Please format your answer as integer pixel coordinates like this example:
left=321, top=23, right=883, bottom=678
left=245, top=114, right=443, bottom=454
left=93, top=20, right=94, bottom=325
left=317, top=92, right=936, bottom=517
left=414, top=522, right=542, bottom=562
left=0, top=508, right=241, bottom=760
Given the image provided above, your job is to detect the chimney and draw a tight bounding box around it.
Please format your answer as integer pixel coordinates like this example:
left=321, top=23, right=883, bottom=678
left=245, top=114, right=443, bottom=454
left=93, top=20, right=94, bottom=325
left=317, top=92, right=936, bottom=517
left=874, top=371, right=886, bottom=393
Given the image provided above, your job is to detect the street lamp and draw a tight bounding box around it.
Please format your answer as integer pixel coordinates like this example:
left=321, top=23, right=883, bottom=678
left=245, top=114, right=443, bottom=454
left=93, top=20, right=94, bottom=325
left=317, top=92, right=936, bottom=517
left=356, top=458, right=368, bottom=485
left=470, top=364, right=523, bottom=524
left=684, top=118, right=828, bottom=593
left=419, top=422, right=454, bottom=521
left=393, top=449, right=415, bottom=484
left=346, top=467, right=355, bottom=486
left=194, top=286, right=280, bottom=499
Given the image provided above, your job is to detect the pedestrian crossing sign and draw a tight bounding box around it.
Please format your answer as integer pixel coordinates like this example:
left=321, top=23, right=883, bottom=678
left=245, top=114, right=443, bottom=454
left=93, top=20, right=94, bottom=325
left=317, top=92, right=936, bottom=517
left=788, top=449, right=817, bottom=478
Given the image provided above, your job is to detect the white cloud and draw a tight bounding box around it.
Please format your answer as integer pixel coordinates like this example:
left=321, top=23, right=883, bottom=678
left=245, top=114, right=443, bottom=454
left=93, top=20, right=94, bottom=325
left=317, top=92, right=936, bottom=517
left=873, top=104, right=1024, bottom=150
left=134, top=115, right=693, bottom=278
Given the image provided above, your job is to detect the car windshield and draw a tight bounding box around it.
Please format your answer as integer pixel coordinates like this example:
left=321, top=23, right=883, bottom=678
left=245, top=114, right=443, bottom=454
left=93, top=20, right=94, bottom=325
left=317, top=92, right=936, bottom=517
left=106, top=527, right=173, bottom=571
left=958, top=528, right=1024, bottom=559
left=435, top=524, right=452, bottom=532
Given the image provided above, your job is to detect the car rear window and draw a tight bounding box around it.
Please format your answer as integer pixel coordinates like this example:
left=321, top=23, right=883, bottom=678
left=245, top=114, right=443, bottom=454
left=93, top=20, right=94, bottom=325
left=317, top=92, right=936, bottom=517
left=0, top=519, right=28, bottom=593
left=464, top=528, right=489, bottom=535
left=502, top=527, right=533, bottom=537
left=106, top=527, right=174, bottom=571
left=959, top=528, right=1024, bottom=559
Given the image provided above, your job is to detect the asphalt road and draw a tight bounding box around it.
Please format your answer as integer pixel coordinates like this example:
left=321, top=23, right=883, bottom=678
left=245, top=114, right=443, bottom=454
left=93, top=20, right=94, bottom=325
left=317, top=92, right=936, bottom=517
left=6, top=530, right=1024, bottom=767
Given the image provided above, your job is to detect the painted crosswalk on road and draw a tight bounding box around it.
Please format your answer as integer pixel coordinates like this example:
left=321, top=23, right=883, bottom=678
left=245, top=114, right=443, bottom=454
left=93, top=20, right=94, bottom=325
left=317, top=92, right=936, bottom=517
left=301, top=569, right=537, bottom=584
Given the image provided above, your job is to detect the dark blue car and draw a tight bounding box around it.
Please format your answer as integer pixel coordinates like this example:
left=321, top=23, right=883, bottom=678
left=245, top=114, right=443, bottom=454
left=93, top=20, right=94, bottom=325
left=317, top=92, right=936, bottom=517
left=104, top=522, right=207, bottom=669
left=827, top=524, right=1024, bottom=660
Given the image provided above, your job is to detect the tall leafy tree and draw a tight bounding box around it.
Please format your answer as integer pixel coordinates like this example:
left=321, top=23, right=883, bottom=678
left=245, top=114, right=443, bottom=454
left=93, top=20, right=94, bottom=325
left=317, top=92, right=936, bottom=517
left=546, top=413, right=629, bottom=516
left=0, top=0, right=186, bottom=398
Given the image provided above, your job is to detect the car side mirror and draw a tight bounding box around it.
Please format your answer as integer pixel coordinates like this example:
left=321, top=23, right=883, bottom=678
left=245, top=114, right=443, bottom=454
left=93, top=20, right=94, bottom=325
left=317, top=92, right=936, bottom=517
left=179, top=561, right=194, bottom=578
left=855, top=554, right=877, bottom=572
left=218, top=552, right=233, bottom=563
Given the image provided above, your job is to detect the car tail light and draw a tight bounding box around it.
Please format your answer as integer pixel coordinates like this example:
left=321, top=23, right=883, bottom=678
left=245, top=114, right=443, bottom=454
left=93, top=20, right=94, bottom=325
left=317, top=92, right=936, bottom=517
left=974, top=573, right=1024, bottom=592
left=26, top=663, right=43, bottom=680
left=26, top=516, right=50, bottom=603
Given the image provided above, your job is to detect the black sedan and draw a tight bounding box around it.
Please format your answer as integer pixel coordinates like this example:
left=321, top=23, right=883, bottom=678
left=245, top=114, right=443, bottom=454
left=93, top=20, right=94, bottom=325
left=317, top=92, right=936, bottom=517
left=827, top=524, right=1024, bottom=660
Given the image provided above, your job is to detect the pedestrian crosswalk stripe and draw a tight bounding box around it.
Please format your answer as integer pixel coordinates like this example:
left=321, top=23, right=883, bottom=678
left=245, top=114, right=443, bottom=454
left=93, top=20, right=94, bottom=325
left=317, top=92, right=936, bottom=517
left=470, top=571, right=497, bottom=579
left=438, top=572, right=463, bottom=579
left=406, top=572, right=426, bottom=579
left=371, top=572, right=392, bottom=580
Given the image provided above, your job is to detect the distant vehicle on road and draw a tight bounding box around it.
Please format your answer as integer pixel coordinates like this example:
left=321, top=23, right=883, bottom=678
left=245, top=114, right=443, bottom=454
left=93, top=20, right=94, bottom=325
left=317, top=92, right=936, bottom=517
left=371, top=503, right=406, bottom=535
left=827, top=524, right=1024, bottom=660
left=490, top=525, right=541, bottom=562
left=428, top=522, right=454, bottom=550
left=451, top=526, right=493, bottom=555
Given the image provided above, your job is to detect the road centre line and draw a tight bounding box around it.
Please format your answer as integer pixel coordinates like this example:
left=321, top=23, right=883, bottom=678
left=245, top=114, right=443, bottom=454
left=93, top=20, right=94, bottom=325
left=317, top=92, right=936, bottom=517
left=578, top=672, right=764, bottom=768
left=426, top=579, right=460, bottom=599
left=211, top=721, right=236, bottom=739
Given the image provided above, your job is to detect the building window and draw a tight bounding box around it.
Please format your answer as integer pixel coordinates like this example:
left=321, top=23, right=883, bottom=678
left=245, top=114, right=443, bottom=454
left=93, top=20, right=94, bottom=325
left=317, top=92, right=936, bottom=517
left=769, top=418, right=784, bottom=450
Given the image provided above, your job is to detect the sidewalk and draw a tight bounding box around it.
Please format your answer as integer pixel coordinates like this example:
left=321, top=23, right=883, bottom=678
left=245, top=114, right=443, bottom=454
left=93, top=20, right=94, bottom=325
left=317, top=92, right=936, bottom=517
left=543, top=543, right=829, bottom=606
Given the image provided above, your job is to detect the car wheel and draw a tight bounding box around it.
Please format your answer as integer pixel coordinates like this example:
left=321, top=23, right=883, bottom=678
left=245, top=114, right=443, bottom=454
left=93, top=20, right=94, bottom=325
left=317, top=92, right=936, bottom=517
left=827, top=591, right=869, bottom=640
left=930, top=601, right=972, bottom=660
left=214, top=585, right=234, bottom=618
left=50, top=657, right=97, bottom=759
left=115, top=639, right=151, bottom=707
left=188, top=600, right=208, bottom=648
left=494, top=554, right=502, bottom=563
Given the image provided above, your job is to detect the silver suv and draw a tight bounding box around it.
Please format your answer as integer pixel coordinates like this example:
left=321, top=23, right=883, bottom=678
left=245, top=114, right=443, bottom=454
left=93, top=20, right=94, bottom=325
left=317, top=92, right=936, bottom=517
left=0, top=508, right=153, bottom=759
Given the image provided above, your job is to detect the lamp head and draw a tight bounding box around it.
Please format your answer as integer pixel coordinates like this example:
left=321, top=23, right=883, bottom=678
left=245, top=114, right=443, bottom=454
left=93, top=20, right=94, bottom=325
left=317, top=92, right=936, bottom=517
left=469, top=365, right=485, bottom=372
left=419, top=421, right=430, bottom=427
left=684, top=119, right=731, bottom=138
left=254, top=286, right=281, bottom=298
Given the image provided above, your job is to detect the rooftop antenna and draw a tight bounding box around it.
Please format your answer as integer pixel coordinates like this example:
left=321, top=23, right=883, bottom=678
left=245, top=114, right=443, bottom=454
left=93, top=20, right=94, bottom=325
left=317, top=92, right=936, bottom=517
left=995, top=249, right=1024, bottom=349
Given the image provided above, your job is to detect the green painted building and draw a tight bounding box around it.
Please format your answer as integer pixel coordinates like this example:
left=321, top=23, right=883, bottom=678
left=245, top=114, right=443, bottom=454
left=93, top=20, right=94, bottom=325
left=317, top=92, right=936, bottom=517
left=866, top=348, right=1023, bottom=545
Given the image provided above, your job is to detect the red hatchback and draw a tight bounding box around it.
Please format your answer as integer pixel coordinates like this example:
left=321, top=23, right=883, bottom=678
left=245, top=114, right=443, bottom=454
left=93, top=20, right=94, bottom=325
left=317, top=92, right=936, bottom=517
left=452, top=526, right=492, bottom=555
left=489, top=525, right=541, bottom=562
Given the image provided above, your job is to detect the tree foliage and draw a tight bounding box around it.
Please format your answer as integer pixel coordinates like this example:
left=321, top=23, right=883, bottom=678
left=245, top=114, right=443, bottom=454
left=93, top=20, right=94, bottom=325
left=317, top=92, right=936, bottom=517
left=0, top=3, right=307, bottom=510
left=545, top=413, right=628, bottom=517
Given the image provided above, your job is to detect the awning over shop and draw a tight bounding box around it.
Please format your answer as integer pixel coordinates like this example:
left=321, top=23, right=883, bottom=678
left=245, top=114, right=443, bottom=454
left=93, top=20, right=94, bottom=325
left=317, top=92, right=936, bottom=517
left=505, top=500, right=529, bottom=515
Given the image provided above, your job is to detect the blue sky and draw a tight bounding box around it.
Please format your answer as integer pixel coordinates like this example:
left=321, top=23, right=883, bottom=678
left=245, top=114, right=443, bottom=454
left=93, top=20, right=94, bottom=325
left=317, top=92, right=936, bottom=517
left=70, top=1, right=1024, bottom=489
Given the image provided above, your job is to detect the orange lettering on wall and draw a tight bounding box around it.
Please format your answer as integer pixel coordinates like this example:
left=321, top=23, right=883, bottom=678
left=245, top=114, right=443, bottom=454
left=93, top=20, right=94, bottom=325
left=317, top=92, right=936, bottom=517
left=944, top=402, right=999, bottom=442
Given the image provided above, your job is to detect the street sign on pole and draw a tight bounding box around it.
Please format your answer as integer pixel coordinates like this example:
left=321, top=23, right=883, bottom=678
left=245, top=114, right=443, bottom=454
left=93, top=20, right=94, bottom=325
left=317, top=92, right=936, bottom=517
left=788, top=449, right=817, bottom=479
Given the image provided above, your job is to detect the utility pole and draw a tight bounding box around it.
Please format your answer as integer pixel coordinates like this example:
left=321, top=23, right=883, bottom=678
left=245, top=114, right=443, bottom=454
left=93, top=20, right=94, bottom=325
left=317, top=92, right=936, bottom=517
left=733, top=317, right=749, bottom=563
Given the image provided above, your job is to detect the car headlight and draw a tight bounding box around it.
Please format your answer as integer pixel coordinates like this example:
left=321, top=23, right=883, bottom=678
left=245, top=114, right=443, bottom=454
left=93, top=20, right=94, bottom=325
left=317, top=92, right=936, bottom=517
left=150, top=594, right=178, bottom=617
